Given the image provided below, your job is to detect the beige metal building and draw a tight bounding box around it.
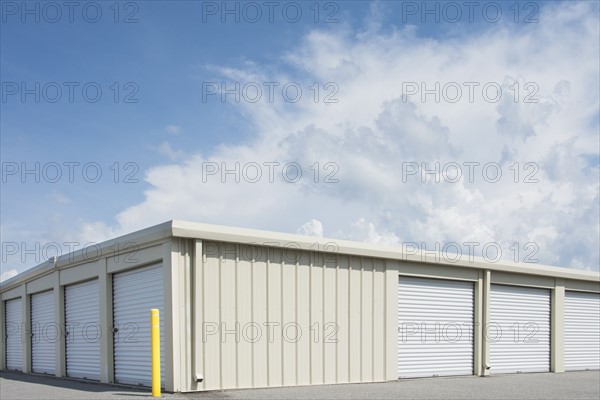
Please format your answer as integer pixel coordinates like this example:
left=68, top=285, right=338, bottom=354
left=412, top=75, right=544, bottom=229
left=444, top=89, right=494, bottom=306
left=1, top=220, right=599, bottom=392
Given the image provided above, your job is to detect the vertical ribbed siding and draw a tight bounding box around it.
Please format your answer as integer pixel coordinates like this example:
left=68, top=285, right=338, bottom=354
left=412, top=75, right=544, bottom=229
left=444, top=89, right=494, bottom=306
left=5, top=298, right=23, bottom=371
left=565, top=291, right=600, bottom=371
left=65, top=279, right=100, bottom=380
left=489, top=285, right=550, bottom=374
left=397, top=276, right=474, bottom=378
left=31, top=291, right=55, bottom=374
left=199, top=242, right=389, bottom=390
left=113, top=264, right=165, bottom=386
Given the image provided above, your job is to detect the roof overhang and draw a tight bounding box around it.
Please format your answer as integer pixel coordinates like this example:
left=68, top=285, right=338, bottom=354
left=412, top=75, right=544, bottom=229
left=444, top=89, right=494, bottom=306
left=2, top=220, right=598, bottom=292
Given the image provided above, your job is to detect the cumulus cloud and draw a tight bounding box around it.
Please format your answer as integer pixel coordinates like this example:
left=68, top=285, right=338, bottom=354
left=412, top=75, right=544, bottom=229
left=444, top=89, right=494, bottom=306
left=0, top=269, right=18, bottom=283
left=349, top=219, right=402, bottom=246
left=157, top=142, right=187, bottom=161
left=70, top=2, right=600, bottom=270
left=297, top=219, right=324, bottom=237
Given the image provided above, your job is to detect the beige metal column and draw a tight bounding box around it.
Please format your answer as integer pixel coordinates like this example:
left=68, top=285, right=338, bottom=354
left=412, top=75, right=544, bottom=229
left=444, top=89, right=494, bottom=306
left=53, top=271, right=65, bottom=377
left=0, top=294, right=5, bottom=370
left=175, top=238, right=193, bottom=392
left=22, top=284, right=31, bottom=373
left=99, top=258, right=113, bottom=383
left=473, top=270, right=483, bottom=376
left=192, top=239, right=204, bottom=389
left=481, top=270, right=491, bottom=376
left=162, top=237, right=195, bottom=392
left=162, top=240, right=175, bottom=392
left=551, top=279, right=565, bottom=373
left=163, top=239, right=193, bottom=393
left=384, top=259, right=399, bottom=381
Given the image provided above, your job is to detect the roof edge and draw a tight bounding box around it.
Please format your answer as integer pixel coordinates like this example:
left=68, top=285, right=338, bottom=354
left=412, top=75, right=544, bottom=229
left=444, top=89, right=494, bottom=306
left=1, top=221, right=173, bottom=291
left=171, top=220, right=600, bottom=282
left=2, top=220, right=598, bottom=292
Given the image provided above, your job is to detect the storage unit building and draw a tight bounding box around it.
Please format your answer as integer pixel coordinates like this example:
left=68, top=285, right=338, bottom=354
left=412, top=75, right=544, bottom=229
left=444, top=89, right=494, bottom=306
left=1, top=220, right=599, bottom=393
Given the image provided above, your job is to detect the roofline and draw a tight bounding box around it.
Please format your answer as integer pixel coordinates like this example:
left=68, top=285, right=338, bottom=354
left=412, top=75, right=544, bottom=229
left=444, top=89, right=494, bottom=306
left=2, top=220, right=599, bottom=292
left=0, top=221, right=173, bottom=291
left=170, top=220, right=600, bottom=282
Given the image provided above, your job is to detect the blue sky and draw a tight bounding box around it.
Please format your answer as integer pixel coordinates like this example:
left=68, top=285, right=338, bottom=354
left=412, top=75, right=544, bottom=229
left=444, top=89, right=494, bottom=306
left=1, top=0, right=599, bottom=279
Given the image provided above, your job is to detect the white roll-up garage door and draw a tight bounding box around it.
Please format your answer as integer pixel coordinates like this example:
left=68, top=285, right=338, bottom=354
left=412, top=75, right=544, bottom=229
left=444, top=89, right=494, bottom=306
left=398, top=276, right=474, bottom=378
left=31, top=291, right=56, bottom=374
left=113, top=264, right=165, bottom=386
left=565, top=291, right=600, bottom=371
left=5, top=298, right=23, bottom=371
left=65, top=279, right=100, bottom=380
left=489, top=285, right=550, bottom=374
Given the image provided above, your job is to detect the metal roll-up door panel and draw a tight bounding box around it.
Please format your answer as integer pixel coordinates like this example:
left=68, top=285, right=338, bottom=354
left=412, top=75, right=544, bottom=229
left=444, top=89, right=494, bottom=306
left=565, top=291, right=600, bottom=371
left=31, top=291, right=56, bottom=374
left=65, top=279, right=100, bottom=380
left=398, top=276, right=474, bottom=378
left=489, top=285, right=550, bottom=374
left=5, top=298, right=23, bottom=371
left=113, top=264, right=165, bottom=386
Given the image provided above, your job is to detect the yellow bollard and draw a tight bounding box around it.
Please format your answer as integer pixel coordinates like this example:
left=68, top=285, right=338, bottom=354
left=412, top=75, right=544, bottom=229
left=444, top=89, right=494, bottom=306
left=151, top=309, right=161, bottom=397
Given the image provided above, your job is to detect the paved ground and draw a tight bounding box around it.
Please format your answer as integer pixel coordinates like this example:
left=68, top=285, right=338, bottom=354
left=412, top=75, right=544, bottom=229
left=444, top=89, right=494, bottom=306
left=1, top=370, right=599, bottom=399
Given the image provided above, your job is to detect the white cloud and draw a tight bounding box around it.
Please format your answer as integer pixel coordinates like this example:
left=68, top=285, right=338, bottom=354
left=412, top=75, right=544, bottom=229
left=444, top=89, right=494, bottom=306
left=0, top=269, right=18, bottom=282
left=297, top=219, right=324, bottom=237
left=349, top=218, right=402, bottom=246
left=157, top=142, right=186, bottom=161
left=76, top=221, right=119, bottom=244
left=45, top=2, right=600, bottom=270
left=165, top=125, right=182, bottom=135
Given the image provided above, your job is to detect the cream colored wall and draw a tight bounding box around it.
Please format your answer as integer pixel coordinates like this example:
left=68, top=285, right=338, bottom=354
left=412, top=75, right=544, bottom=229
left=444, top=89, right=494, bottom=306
left=184, top=245, right=600, bottom=392
left=164, top=238, right=194, bottom=393
left=564, top=279, right=600, bottom=293
left=192, top=241, right=397, bottom=391
left=491, top=271, right=555, bottom=288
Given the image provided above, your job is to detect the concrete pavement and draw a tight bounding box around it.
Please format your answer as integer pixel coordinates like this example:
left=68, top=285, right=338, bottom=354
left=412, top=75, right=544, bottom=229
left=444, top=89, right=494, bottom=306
left=1, top=370, right=599, bottom=399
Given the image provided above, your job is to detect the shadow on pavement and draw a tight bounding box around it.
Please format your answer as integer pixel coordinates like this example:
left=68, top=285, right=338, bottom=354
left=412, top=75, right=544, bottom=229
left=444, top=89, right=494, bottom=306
left=0, top=370, right=152, bottom=395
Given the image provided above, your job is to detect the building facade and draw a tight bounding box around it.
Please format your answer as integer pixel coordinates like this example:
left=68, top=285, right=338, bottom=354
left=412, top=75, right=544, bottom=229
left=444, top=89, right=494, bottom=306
left=1, top=220, right=599, bottom=392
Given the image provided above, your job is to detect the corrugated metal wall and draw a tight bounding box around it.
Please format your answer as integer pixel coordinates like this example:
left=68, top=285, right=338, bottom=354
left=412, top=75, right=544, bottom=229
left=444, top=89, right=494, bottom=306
left=196, top=241, right=394, bottom=390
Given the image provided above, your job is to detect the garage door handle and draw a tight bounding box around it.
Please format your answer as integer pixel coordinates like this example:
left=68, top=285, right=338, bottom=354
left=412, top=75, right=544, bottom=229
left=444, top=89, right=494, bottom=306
left=65, top=331, right=69, bottom=336
left=113, top=328, right=119, bottom=333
